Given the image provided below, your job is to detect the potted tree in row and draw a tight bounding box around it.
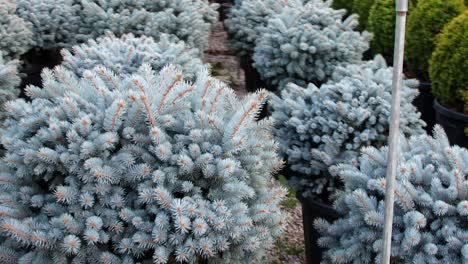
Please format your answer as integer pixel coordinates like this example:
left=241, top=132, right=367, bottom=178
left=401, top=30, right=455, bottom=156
left=429, top=10, right=468, bottom=147
left=269, top=55, right=425, bottom=262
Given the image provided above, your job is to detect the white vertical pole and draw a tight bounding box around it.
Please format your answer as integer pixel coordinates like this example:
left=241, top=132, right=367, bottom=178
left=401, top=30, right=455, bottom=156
left=381, top=0, right=408, bottom=264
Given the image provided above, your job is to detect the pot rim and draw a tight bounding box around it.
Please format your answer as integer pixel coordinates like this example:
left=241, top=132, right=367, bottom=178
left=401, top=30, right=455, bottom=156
left=418, top=82, right=431, bottom=90
left=433, top=99, right=468, bottom=122
left=296, top=192, right=335, bottom=210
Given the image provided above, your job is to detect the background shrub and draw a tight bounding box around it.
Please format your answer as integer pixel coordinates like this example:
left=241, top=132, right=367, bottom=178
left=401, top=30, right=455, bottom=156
left=429, top=10, right=468, bottom=112
left=406, top=0, right=465, bottom=80
left=0, top=52, right=20, bottom=124
left=79, top=0, right=218, bottom=52
left=367, top=0, right=395, bottom=59
left=224, top=0, right=304, bottom=57
left=253, top=0, right=371, bottom=88
left=0, top=0, right=34, bottom=59
left=352, top=0, right=375, bottom=30
left=16, top=0, right=82, bottom=49
left=332, top=0, right=354, bottom=14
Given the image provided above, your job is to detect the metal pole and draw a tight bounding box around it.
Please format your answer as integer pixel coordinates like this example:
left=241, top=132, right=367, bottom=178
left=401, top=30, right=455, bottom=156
left=381, top=0, right=408, bottom=263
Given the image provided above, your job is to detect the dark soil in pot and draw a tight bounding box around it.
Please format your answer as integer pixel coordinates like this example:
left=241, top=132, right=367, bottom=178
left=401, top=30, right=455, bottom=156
left=19, top=48, right=63, bottom=97
left=413, top=82, right=436, bottom=133
left=297, top=192, right=340, bottom=264
left=434, top=99, right=468, bottom=148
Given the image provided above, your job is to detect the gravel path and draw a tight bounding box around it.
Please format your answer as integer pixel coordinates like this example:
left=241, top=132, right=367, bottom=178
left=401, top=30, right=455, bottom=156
left=266, top=205, right=306, bottom=264
left=204, top=15, right=306, bottom=264
left=204, top=21, right=245, bottom=97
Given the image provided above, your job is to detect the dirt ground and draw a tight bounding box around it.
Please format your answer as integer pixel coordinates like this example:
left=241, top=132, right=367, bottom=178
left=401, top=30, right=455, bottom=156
left=204, top=22, right=246, bottom=97
left=204, top=19, right=306, bottom=264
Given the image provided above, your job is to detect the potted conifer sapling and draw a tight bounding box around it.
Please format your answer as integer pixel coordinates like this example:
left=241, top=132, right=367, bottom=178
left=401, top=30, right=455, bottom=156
left=405, top=0, right=465, bottom=132
left=429, top=10, right=468, bottom=147
left=224, top=0, right=304, bottom=91
left=0, top=64, right=288, bottom=263
left=315, top=126, right=468, bottom=263
left=269, top=55, right=425, bottom=263
left=253, top=0, right=371, bottom=90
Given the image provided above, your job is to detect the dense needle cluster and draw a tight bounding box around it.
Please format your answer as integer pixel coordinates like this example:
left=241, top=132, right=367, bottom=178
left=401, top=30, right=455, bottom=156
left=0, top=64, right=287, bottom=263
left=253, top=0, right=371, bottom=88
left=269, top=56, right=425, bottom=198
left=61, top=33, right=205, bottom=80
left=224, top=0, right=304, bottom=57
left=429, top=10, right=468, bottom=112
left=79, top=0, right=219, bottom=51
left=16, top=0, right=82, bottom=49
left=0, top=52, right=21, bottom=125
left=315, top=126, right=468, bottom=263
left=0, top=0, right=34, bottom=59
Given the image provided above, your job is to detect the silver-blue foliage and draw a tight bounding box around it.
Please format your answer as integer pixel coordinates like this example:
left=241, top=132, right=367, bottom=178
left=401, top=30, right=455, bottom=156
left=13, top=0, right=217, bottom=51
left=315, top=126, right=468, bottom=264
left=79, top=0, right=219, bottom=51
left=16, top=0, right=83, bottom=49
left=0, top=0, right=34, bottom=59
left=253, top=0, right=372, bottom=88
left=0, top=64, right=287, bottom=263
left=224, top=0, right=304, bottom=57
left=0, top=52, right=21, bottom=124
left=61, top=33, right=205, bottom=80
left=269, top=56, right=425, bottom=198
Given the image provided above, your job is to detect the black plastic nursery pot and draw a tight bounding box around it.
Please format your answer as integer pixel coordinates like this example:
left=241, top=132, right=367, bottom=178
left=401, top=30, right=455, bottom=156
left=433, top=100, right=468, bottom=148
left=239, top=56, right=268, bottom=93
left=297, top=193, right=341, bottom=264
left=238, top=56, right=272, bottom=120
left=19, top=48, right=63, bottom=95
left=413, top=82, right=436, bottom=133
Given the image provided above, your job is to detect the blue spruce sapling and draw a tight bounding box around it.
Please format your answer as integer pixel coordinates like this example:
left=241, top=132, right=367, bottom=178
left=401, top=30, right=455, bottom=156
left=0, top=64, right=287, bottom=263
left=79, top=0, right=218, bottom=51
left=77, top=0, right=147, bottom=42
left=138, top=0, right=218, bottom=52
left=224, top=0, right=304, bottom=57
left=0, top=0, right=34, bottom=59
left=61, top=33, right=205, bottom=80
left=253, top=0, right=372, bottom=88
left=16, top=0, right=83, bottom=49
left=269, top=55, right=425, bottom=198
left=315, top=126, right=468, bottom=263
